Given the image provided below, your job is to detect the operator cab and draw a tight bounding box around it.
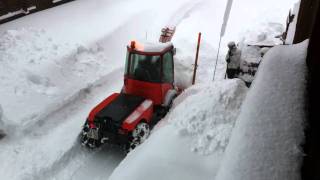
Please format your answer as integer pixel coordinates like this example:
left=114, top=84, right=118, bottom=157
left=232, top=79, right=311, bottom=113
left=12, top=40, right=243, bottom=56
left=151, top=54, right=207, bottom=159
left=123, top=41, right=175, bottom=106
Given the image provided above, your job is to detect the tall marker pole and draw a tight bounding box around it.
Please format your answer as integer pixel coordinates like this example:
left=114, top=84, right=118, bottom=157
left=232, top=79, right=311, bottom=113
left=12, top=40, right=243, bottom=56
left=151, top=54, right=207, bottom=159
left=213, top=0, right=234, bottom=81
left=192, top=32, right=202, bottom=85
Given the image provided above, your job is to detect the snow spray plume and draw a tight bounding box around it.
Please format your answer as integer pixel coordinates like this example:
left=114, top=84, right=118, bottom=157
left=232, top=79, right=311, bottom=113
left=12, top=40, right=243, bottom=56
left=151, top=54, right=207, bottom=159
left=213, top=0, right=234, bottom=81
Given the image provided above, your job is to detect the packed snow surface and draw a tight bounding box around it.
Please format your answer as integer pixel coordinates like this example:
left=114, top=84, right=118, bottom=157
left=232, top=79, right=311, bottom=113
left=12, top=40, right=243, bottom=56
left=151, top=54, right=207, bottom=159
left=216, top=40, right=308, bottom=180
left=109, top=79, right=248, bottom=180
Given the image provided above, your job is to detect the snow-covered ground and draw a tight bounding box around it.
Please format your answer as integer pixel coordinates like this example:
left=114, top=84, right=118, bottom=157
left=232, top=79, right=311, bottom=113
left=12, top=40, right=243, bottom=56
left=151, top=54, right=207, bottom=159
left=0, top=0, right=300, bottom=179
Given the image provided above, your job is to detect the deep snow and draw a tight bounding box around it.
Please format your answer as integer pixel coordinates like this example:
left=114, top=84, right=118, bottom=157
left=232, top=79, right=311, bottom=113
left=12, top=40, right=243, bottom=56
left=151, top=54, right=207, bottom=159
left=0, top=0, right=300, bottom=179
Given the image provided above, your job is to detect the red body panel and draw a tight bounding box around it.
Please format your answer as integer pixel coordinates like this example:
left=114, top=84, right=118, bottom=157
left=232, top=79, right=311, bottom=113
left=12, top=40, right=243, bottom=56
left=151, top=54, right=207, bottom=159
left=122, top=99, right=153, bottom=131
left=88, top=93, right=119, bottom=128
left=124, top=78, right=163, bottom=105
left=162, top=83, right=173, bottom=102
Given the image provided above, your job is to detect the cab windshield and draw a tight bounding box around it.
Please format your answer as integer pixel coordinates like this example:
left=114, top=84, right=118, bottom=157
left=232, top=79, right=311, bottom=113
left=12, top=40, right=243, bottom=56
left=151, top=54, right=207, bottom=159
left=126, top=53, right=161, bottom=83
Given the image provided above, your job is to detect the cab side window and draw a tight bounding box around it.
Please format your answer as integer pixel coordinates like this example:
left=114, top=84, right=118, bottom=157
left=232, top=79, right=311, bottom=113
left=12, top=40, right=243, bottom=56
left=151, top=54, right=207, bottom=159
left=162, top=52, right=174, bottom=83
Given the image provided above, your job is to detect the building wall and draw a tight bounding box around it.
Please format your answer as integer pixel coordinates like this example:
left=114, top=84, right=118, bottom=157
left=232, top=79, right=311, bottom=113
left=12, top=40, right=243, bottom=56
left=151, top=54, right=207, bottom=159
left=294, top=0, right=320, bottom=43
left=0, top=0, right=74, bottom=24
left=296, top=0, right=320, bottom=180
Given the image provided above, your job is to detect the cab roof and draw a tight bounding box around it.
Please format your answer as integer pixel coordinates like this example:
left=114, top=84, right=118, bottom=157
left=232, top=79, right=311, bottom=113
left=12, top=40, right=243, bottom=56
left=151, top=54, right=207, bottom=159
left=127, top=41, right=173, bottom=54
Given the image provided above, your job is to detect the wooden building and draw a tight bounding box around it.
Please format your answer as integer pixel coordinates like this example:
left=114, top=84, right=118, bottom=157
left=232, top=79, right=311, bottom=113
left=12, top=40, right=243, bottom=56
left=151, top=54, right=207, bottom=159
left=294, top=0, right=320, bottom=179
left=0, top=0, right=74, bottom=24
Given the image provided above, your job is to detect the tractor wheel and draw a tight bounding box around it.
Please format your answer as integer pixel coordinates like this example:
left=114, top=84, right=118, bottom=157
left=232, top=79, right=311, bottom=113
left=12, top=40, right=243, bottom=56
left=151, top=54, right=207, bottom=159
left=80, top=121, right=101, bottom=149
left=126, top=122, right=150, bottom=152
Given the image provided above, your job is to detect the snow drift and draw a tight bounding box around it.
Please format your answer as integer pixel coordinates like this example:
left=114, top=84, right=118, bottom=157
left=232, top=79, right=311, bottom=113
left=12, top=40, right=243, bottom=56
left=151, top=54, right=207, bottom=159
left=0, top=28, right=118, bottom=135
left=109, top=79, right=248, bottom=180
left=170, top=79, right=248, bottom=155
left=216, top=40, right=308, bottom=180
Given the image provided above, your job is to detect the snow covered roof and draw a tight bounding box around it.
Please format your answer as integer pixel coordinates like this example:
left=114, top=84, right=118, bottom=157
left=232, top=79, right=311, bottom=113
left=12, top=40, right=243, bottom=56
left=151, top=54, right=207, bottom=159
left=128, top=41, right=173, bottom=53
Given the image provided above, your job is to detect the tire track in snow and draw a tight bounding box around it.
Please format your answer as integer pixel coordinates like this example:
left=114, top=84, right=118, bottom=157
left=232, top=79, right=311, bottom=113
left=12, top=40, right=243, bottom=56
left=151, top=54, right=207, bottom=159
left=0, top=67, right=123, bottom=180
left=29, top=68, right=124, bottom=180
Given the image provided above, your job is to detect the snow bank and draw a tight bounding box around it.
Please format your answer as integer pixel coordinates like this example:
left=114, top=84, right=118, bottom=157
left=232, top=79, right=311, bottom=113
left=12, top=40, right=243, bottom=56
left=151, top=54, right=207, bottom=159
left=173, top=40, right=220, bottom=89
left=170, top=79, right=248, bottom=155
left=224, top=0, right=297, bottom=45
left=109, top=79, right=248, bottom=180
left=216, top=40, right=308, bottom=180
left=239, top=22, right=284, bottom=46
left=0, top=27, right=119, bottom=135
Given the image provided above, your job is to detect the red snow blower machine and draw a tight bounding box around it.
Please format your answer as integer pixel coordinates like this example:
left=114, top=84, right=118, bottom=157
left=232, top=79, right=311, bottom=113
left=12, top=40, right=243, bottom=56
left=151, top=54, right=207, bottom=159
left=80, top=28, right=180, bottom=152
